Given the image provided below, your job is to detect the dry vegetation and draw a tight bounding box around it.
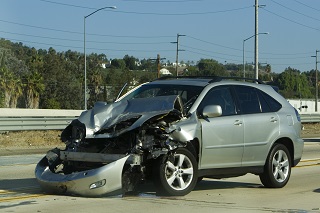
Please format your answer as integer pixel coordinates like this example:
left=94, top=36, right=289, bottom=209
left=0, top=123, right=319, bottom=149
left=0, top=130, right=63, bottom=149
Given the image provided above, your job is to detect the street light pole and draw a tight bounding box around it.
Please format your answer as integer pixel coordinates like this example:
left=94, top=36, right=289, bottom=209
left=312, top=50, right=319, bottom=112
left=243, top=32, right=268, bottom=78
left=84, top=6, right=116, bottom=110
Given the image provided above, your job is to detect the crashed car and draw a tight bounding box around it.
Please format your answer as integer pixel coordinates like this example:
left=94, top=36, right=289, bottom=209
left=35, top=76, right=304, bottom=197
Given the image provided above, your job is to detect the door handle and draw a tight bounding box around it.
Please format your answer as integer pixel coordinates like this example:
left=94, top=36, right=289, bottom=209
left=270, top=117, right=278, bottom=123
left=234, top=120, right=243, bottom=126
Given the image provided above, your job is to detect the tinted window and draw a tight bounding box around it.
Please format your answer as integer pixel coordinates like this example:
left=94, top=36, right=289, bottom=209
left=198, top=86, right=236, bottom=116
left=235, top=85, right=282, bottom=114
left=235, top=86, right=261, bottom=114
left=257, top=90, right=272, bottom=112
left=259, top=90, right=282, bottom=112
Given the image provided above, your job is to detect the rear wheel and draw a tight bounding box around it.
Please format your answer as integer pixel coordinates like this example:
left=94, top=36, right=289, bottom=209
left=154, top=148, right=198, bottom=196
left=259, top=144, right=291, bottom=188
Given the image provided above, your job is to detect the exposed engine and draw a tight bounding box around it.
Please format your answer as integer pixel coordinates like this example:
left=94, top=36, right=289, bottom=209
left=47, top=98, right=185, bottom=178
left=39, top=95, right=193, bottom=195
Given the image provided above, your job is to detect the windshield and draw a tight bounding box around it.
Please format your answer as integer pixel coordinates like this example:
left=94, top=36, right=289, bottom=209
left=120, top=84, right=204, bottom=113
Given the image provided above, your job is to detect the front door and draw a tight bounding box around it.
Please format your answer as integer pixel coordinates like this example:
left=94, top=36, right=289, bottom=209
left=197, top=86, right=244, bottom=169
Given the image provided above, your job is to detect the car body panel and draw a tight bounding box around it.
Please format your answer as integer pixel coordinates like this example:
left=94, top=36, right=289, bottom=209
left=241, top=112, right=280, bottom=166
left=35, top=155, right=130, bottom=197
left=200, top=114, right=244, bottom=169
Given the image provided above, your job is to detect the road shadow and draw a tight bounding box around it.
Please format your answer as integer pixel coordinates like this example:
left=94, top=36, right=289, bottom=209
left=314, top=188, right=320, bottom=193
left=194, top=179, right=262, bottom=191
left=124, top=179, right=262, bottom=197
left=0, top=177, right=295, bottom=198
left=0, top=178, right=42, bottom=194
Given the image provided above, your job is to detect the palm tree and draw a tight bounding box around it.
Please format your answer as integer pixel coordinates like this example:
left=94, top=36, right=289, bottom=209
left=24, top=71, right=44, bottom=108
left=10, top=78, right=23, bottom=108
left=88, top=69, right=103, bottom=107
left=0, top=67, right=15, bottom=107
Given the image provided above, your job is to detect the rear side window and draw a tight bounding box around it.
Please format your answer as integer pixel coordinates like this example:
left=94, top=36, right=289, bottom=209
left=235, top=86, right=281, bottom=114
left=259, top=90, right=282, bottom=112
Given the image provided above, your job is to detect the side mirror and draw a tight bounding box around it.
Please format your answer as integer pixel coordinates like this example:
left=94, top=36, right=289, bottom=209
left=202, top=105, right=222, bottom=118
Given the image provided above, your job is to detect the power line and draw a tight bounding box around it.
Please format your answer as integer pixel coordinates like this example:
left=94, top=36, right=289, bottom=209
left=293, top=0, right=320, bottom=13
left=1, top=37, right=174, bottom=53
left=187, top=35, right=241, bottom=52
left=180, top=44, right=241, bottom=58
left=270, top=0, right=320, bottom=22
left=0, top=19, right=174, bottom=39
left=262, top=8, right=320, bottom=32
left=39, top=0, right=252, bottom=16
left=0, top=30, right=171, bottom=45
left=118, top=0, right=205, bottom=2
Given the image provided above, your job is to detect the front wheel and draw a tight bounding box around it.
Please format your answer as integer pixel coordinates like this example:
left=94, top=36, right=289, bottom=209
left=259, top=144, right=292, bottom=188
left=153, top=148, right=198, bottom=196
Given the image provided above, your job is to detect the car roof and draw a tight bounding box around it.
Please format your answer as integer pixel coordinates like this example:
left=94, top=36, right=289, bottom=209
left=149, top=78, right=211, bottom=87
left=148, top=76, right=266, bottom=87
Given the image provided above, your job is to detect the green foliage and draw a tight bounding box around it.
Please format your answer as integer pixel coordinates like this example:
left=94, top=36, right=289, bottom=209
left=0, top=39, right=319, bottom=109
left=197, top=59, right=228, bottom=76
left=276, top=67, right=312, bottom=98
left=111, top=58, right=126, bottom=70
left=123, top=55, right=138, bottom=70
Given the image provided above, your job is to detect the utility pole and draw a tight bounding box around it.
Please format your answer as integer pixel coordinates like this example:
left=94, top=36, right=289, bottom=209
left=254, top=0, right=259, bottom=80
left=171, top=33, right=185, bottom=76
left=156, top=54, right=166, bottom=78
left=150, top=54, right=165, bottom=78
left=312, top=50, right=319, bottom=112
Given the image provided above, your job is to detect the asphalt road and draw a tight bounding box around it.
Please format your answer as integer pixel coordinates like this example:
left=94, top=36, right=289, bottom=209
left=0, top=142, right=319, bottom=213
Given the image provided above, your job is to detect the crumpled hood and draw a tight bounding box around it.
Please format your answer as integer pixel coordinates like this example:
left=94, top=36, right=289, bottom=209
left=78, top=95, right=183, bottom=138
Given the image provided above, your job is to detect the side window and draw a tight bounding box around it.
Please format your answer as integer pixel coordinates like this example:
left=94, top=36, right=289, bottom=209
left=259, top=90, right=282, bottom=112
left=235, top=86, right=282, bottom=114
left=198, top=86, right=236, bottom=116
left=235, top=86, right=261, bottom=114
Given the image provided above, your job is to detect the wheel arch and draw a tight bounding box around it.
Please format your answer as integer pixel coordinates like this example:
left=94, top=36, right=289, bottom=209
left=186, top=138, right=200, bottom=163
left=273, top=137, right=294, bottom=165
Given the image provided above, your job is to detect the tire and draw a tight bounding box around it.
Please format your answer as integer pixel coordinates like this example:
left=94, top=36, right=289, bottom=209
left=259, top=144, right=292, bottom=188
left=153, top=148, right=198, bottom=196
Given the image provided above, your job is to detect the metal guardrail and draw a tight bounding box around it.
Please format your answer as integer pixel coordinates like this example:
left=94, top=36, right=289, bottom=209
left=0, top=117, right=77, bottom=131
left=300, top=114, right=320, bottom=123
left=0, top=109, right=319, bottom=132
left=0, top=108, right=83, bottom=131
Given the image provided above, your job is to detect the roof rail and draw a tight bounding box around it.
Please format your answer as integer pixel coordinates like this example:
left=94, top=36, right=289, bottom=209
left=155, top=76, right=217, bottom=81
left=155, top=75, right=264, bottom=84
left=208, top=76, right=264, bottom=84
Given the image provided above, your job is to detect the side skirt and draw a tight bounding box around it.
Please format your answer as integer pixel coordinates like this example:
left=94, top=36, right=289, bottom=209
left=198, top=166, right=264, bottom=179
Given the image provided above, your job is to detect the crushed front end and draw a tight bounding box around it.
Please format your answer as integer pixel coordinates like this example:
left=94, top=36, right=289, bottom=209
left=35, top=95, right=191, bottom=197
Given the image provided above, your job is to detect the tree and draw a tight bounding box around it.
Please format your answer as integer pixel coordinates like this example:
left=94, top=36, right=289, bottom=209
left=87, top=68, right=103, bottom=108
left=197, top=59, right=228, bottom=76
left=140, top=58, right=155, bottom=71
left=0, top=49, right=27, bottom=107
left=111, top=58, right=126, bottom=70
left=10, top=78, right=23, bottom=108
left=276, top=67, right=312, bottom=99
left=23, top=71, right=45, bottom=109
left=0, top=67, right=14, bottom=107
left=123, top=55, right=137, bottom=70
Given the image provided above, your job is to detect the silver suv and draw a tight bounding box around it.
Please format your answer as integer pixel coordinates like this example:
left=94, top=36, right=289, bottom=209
left=36, top=77, right=304, bottom=197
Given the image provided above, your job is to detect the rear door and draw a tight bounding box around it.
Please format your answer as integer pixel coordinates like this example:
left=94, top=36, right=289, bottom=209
left=234, top=85, right=281, bottom=166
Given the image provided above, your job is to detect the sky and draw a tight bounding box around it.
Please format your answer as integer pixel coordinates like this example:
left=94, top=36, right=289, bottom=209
left=1, top=0, right=320, bottom=74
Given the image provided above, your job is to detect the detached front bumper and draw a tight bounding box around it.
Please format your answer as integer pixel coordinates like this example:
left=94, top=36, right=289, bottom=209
left=35, top=154, right=131, bottom=197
